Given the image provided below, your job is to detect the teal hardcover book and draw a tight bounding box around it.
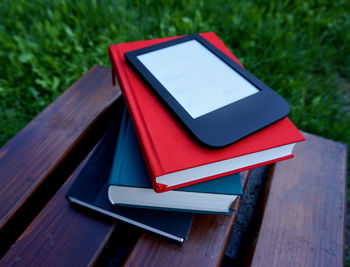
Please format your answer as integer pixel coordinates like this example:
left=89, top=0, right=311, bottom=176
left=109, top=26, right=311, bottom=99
left=108, top=109, right=243, bottom=215
left=66, top=115, right=193, bottom=244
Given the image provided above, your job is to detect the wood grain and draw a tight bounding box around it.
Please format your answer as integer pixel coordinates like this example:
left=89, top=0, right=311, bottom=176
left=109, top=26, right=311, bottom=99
left=0, top=140, right=119, bottom=266
left=0, top=65, right=121, bottom=256
left=124, top=171, right=250, bottom=267
left=250, top=132, right=347, bottom=267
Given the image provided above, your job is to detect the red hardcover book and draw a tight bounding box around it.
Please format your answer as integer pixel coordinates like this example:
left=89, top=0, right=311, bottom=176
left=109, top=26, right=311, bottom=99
left=109, top=32, right=305, bottom=193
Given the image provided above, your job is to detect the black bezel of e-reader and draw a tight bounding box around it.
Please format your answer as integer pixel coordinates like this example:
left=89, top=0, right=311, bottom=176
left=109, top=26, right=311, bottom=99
left=124, top=34, right=290, bottom=148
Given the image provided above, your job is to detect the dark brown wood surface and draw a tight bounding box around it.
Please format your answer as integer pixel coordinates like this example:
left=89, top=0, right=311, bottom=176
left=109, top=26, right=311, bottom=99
left=0, top=65, right=121, bottom=256
left=250, top=132, right=347, bottom=267
left=0, top=151, right=119, bottom=266
left=124, top=171, right=250, bottom=267
left=0, top=63, right=346, bottom=266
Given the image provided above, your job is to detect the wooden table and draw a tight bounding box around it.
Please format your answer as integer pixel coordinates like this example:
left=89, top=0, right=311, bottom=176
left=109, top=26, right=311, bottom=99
left=0, top=66, right=347, bottom=266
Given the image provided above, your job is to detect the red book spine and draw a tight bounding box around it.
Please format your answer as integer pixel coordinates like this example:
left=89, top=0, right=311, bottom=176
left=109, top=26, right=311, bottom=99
left=109, top=44, right=165, bottom=191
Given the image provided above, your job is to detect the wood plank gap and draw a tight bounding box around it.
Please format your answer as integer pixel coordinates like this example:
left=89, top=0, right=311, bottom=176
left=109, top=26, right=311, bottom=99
left=224, top=165, right=275, bottom=266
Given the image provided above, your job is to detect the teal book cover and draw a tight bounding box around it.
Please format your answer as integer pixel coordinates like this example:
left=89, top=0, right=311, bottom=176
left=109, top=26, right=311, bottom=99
left=108, top=109, right=242, bottom=214
left=66, top=115, right=193, bottom=244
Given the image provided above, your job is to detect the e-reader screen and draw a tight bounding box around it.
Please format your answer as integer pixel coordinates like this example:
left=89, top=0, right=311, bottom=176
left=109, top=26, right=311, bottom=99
left=125, top=34, right=290, bottom=147
left=137, top=39, right=259, bottom=119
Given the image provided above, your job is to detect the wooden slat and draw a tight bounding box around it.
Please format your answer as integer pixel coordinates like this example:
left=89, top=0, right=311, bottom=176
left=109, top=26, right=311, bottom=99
left=250, top=133, right=347, bottom=266
left=124, top=171, right=250, bottom=267
left=0, top=143, right=118, bottom=266
left=0, top=104, right=141, bottom=267
left=0, top=65, right=121, bottom=255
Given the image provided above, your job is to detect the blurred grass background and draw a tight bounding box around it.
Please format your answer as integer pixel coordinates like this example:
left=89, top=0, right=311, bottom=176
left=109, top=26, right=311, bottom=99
left=0, top=0, right=350, bottom=261
left=1, top=0, right=350, bottom=147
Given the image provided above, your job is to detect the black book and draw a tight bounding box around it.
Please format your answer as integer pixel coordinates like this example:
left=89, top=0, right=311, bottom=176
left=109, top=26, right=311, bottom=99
left=66, top=117, right=193, bottom=243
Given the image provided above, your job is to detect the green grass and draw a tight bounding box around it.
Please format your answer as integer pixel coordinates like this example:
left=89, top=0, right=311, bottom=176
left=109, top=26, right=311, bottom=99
left=1, top=3, right=350, bottom=144
left=1, top=0, right=349, bottom=147
left=0, top=0, right=350, bottom=263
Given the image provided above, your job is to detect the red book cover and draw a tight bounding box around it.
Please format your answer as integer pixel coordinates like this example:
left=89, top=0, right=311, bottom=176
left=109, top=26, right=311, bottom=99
left=109, top=32, right=305, bottom=193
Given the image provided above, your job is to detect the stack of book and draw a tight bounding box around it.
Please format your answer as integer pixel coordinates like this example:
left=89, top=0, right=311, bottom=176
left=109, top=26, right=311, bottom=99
left=66, top=32, right=305, bottom=244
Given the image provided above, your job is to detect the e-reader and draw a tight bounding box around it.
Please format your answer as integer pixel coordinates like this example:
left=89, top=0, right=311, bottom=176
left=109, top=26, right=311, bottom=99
left=124, top=34, right=290, bottom=148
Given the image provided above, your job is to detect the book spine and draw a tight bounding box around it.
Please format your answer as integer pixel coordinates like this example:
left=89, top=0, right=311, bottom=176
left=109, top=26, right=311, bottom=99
left=108, top=109, right=129, bottom=186
left=109, top=46, right=164, bottom=191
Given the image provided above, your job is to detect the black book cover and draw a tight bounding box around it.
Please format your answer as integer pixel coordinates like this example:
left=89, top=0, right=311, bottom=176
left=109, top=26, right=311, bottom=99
left=66, top=116, right=193, bottom=243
